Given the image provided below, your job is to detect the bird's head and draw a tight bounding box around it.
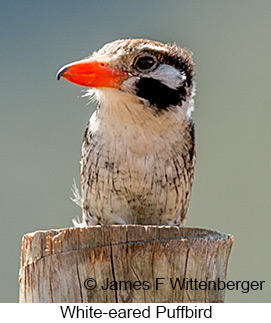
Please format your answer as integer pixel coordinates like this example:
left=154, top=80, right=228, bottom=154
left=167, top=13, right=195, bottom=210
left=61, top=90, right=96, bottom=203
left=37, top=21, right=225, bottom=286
left=57, top=38, right=195, bottom=112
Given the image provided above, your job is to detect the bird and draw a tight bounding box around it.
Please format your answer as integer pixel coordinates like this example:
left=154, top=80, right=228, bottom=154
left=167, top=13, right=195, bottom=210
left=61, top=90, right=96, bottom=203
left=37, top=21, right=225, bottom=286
left=57, top=38, right=196, bottom=226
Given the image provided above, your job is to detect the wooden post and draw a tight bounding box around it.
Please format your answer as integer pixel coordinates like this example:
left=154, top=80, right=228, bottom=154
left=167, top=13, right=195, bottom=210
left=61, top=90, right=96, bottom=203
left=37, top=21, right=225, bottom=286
left=19, top=225, right=233, bottom=303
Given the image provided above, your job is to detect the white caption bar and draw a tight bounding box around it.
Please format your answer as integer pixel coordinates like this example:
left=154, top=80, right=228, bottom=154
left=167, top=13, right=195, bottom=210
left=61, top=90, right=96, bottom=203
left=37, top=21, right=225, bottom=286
left=0, top=303, right=269, bottom=322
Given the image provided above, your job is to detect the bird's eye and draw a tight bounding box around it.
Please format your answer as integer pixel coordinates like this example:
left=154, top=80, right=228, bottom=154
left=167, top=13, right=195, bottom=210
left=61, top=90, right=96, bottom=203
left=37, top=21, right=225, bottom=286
left=134, top=56, right=157, bottom=71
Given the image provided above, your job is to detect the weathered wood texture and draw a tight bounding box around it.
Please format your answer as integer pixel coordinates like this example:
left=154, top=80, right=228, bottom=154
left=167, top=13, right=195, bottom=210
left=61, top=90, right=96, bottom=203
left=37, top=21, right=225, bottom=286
left=19, top=225, right=233, bottom=303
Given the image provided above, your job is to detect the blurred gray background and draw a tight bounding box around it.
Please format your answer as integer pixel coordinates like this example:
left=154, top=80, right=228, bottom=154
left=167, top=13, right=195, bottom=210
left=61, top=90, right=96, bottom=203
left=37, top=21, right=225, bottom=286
left=1, top=0, right=270, bottom=302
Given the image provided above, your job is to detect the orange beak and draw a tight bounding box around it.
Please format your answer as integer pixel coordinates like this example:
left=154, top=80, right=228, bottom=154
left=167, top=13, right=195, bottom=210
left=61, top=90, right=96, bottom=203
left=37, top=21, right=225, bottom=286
left=56, top=59, right=129, bottom=88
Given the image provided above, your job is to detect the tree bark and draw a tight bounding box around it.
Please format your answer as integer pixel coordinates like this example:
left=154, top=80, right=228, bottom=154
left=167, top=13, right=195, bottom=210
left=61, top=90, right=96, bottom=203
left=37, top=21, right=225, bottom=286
left=19, top=225, right=233, bottom=303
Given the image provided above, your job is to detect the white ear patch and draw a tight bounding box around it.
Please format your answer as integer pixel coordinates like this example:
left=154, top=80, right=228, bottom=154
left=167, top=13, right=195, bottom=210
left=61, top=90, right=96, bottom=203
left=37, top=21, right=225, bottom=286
left=148, top=64, right=186, bottom=90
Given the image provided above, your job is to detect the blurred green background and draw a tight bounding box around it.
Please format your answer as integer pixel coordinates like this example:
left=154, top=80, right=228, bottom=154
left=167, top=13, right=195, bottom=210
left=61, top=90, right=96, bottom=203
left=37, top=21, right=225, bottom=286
left=1, top=0, right=270, bottom=302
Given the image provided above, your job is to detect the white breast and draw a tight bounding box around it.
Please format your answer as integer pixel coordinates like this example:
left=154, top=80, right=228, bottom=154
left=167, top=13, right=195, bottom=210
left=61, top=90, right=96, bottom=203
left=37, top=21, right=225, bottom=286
left=81, top=88, right=193, bottom=225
